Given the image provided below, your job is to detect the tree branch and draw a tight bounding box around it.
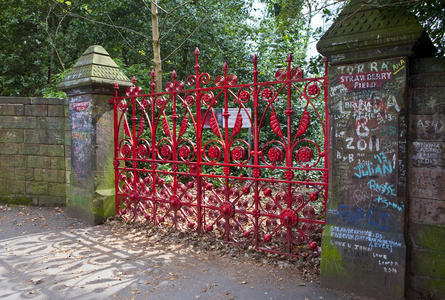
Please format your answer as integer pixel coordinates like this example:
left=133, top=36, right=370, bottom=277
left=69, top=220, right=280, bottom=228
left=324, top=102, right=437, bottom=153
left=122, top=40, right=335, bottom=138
left=67, top=12, right=152, bottom=41
left=162, top=13, right=213, bottom=62
left=106, top=12, right=153, bottom=64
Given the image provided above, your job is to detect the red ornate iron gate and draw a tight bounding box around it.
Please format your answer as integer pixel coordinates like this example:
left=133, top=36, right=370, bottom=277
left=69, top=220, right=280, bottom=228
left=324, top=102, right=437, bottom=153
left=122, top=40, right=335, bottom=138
left=110, top=49, right=329, bottom=257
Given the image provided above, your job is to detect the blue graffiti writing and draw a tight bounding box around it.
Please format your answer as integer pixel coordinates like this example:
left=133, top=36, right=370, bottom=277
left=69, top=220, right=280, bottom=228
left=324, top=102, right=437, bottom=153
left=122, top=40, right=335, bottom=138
left=367, top=180, right=396, bottom=196
left=373, top=196, right=404, bottom=211
left=330, top=226, right=402, bottom=253
left=354, top=152, right=393, bottom=178
left=339, top=205, right=389, bottom=230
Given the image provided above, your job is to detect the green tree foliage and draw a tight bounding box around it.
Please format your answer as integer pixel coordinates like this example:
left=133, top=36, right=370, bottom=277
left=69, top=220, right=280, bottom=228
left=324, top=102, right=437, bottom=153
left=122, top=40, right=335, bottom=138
left=1, top=0, right=443, bottom=97
left=0, top=0, right=255, bottom=96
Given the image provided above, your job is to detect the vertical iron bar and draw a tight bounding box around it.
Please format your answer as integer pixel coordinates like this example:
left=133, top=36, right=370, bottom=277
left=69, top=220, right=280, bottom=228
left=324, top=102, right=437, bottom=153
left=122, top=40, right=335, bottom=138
left=195, top=48, right=203, bottom=234
left=223, top=63, right=230, bottom=241
left=252, top=54, right=259, bottom=247
left=113, top=84, right=119, bottom=214
left=150, top=70, right=158, bottom=225
left=323, top=57, right=329, bottom=225
left=285, top=54, right=293, bottom=254
left=171, top=71, right=178, bottom=202
left=131, top=78, right=137, bottom=218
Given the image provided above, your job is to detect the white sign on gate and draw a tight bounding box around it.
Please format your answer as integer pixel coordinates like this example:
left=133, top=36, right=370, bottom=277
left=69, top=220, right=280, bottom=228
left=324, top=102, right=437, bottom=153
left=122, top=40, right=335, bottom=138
left=203, top=108, right=252, bottom=129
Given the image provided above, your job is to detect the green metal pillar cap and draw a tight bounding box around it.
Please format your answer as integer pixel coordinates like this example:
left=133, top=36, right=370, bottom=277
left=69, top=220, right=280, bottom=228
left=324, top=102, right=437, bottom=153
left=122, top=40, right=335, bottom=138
left=316, top=0, right=436, bottom=64
left=57, top=45, right=132, bottom=96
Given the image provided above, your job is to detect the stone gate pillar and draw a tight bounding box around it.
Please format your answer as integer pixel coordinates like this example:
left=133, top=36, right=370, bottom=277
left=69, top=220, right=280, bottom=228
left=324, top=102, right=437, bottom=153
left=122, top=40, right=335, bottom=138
left=58, top=45, right=131, bottom=225
left=317, top=1, right=435, bottom=299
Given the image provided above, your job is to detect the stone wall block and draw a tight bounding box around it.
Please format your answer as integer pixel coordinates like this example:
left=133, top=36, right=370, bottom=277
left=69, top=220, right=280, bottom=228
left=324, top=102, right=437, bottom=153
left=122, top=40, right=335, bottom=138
left=410, top=141, right=444, bottom=168
left=40, top=145, right=64, bottom=157
left=37, top=117, right=65, bottom=130
left=24, top=130, right=49, bottom=144
left=9, top=155, right=28, bottom=168
left=0, top=104, right=17, bottom=116
left=15, top=168, right=34, bottom=181
left=0, top=143, right=19, bottom=155
left=26, top=181, right=48, bottom=195
left=0, top=116, right=36, bottom=129
left=410, top=88, right=445, bottom=115
left=28, top=156, right=51, bottom=169
left=48, top=182, right=67, bottom=197
left=410, top=115, right=445, bottom=141
left=0, top=155, right=9, bottom=167
left=50, top=157, right=66, bottom=170
left=411, top=57, right=445, bottom=74
left=19, top=144, right=41, bottom=155
left=48, top=105, right=65, bottom=117
left=0, top=167, right=12, bottom=180
left=34, top=169, right=65, bottom=183
left=47, top=131, right=65, bottom=144
left=411, top=249, right=445, bottom=279
left=0, top=180, right=7, bottom=191
left=409, top=198, right=445, bottom=226
left=25, top=105, right=48, bottom=116
left=409, top=275, right=445, bottom=300
left=31, top=98, right=65, bottom=105
left=0, top=129, right=24, bottom=143
left=7, top=180, right=26, bottom=195
left=410, top=73, right=445, bottom=88
left=409, top=168, right=445, bottom=201
left=410, top=223, right=445, bottom=252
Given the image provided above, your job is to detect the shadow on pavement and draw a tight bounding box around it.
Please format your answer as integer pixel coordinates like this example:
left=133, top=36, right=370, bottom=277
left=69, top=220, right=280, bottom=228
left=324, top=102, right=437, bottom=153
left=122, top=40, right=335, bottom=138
left=0, top=205, right=372, bottom=300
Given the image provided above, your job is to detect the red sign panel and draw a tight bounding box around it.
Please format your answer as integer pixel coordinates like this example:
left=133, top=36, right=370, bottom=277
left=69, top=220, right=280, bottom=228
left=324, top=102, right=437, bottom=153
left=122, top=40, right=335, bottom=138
left=339, top=71, right=392, bottom=91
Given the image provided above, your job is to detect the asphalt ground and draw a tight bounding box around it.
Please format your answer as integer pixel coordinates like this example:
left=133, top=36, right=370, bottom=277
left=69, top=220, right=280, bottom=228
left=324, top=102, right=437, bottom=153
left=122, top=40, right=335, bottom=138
left=0, top=205, right=374, bottom=300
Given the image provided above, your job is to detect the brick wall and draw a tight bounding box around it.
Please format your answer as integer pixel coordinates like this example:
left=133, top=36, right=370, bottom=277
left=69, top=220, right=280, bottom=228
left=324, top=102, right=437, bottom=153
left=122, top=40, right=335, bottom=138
left=408, top=58, right=445, bottom=299
left=0, top=97, right=69, bottom=206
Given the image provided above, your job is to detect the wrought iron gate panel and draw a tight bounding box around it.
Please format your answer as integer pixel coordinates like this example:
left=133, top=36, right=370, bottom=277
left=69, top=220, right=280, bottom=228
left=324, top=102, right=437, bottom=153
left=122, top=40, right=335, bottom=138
left=110, top=49, right=329, bottom=257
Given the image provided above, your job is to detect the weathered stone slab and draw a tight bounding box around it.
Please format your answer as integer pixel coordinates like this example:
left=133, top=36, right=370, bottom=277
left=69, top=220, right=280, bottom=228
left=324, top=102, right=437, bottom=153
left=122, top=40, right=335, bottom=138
left=409, top=223, right=445, bottom=252
left=409, top=198, right=445, bottom=226
left=410, top=88, right=445, bottom=115
left=0, top=116, right=36, bottom=129
left=410, top=114, right=445, bottom=141
left=25, top=105, right=48, bottom=117
left=410, top=73, right=445, bottom=88
left=410, top=141, right=444, bottom=168
left=322, top=225, right=405, bottom=298
left=409, top=168, right=445, bottom=201
left=408, top=275, right=445, bottom=300
left=411, top=57, right=445, bottom=74
left=411, top=249, right=445, bottom=279
left=0, top=129, right=24, bottom=143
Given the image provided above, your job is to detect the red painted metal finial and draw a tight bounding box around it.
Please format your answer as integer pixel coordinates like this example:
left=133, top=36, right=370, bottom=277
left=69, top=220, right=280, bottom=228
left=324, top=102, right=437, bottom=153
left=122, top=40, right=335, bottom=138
left=194, top=48, right=200, bottom=72
left=132, top=76, right=137, bottom=84
left=114, top=82, right=119, bottom=90
left=223, top=62, right=228, bottom=71
left=286, top=53, right=293, bottom=63
left=252, top=54, right=258, bottom=79
left=150, top=69, right=156, bottom=93
left=172, top=70, right=177, bottom=79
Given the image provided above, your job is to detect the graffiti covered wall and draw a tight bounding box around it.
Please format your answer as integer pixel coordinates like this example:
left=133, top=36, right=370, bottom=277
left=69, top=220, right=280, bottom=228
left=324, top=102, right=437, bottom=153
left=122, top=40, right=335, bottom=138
left=322, top=57, right=408, bottom=298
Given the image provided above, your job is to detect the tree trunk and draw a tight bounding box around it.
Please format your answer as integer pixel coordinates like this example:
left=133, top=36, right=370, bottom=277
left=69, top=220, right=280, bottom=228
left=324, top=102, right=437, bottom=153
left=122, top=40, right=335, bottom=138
left=151, top=0, right=162, bottom=93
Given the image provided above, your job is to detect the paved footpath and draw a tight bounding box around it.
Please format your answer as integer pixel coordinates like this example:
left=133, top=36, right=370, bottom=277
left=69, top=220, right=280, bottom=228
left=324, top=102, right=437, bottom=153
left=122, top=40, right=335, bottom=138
left=0, top=205, right=373, bottom=300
